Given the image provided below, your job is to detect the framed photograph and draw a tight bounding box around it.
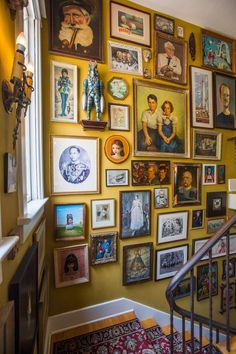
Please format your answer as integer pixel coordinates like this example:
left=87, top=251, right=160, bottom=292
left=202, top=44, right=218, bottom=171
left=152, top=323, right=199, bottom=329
left=108, top=103, right=130, bottom=130
left=197, top=262, right=218, bottom=301
left=4, top=152, right=17, bottom=193
left=191, top=209, right=204, bottom=229
left=108, top=40, right=143, bottom=76
left=131, top=160, right=170, bottom=186
left=173, top=163, right=202, bottom=207
left=192, top=129, right=222, bottom=160
left=190, top=66, right=213, bottom=128
left=9, top=243, right=38, bottom=354
left=108, top=77, right=129, bottom=100
left=49, top=0, right=103, bottom=62
left=54, top=244, right=89, bottom=288
left=220, top=281, right=236, bottom=314
left=222, top=258, right=236, bottom=280
left=206, top=191, right=227, bottom=217
left=173, top=277, right=196, bottom=300
left=120, top=190, right=151, bottom=239
left=133, top=79, right=189, bottom=158
left=110, top=2, right=151, bottom=47
left=217, top=165, right=225, bottom=184
left=154, top=14, right=174, bottom=35
left=176, top=25, right=184, bottom=39
left=157, top=211, right=188, bottom=244
left=202, top=164, right=216, bottom=185
left=154, top=188, right=169, bottom=209
left=104, top=135, right=130, bottom=164
left=192, top=235, right=236, bottom=260
left=214, top=72, right=236, bottom=129
left=54, top=203, right=86, bottom=241
left=207, top=217, right=226, bottom=234
left=51, top=135, right=99, bottom=195
left=202, top=29, right=235, bottom=73
left=154, top=32, right=187, bottom=85
left=155, top=244, right=188, bottom=281
left=123, top=242, right=153, bottom=285
left=91, top=199, right=115, bottom=229
left=106, top=169, right=129, bottom=187
left=91, top=232, right=118, bottom=265
left=50, top=61, right=77, bottom=123
left=0, top=301, right=15, bottom=354
left=33, top=218, right=46, bottom=285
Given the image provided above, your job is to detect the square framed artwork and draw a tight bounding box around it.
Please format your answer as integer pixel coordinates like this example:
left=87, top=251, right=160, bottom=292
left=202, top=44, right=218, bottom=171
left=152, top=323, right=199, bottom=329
left=90, top=232, right=118, bottom=265
left=54, top=244, right=89, bottom=288
left=154, top=188, right=169, bottom=209
left=123, top=242, right=153, bottom=285
left=207, top=217, right=226, bottom=234
left=220, top=281, right=236, bottom=314
left=155, top=244, right=188, bottom=281
left=49, top=0, right=104, bottom=62
left=120, top=190, right=151, bottom=239
left=217, top=165, right=226, bottom=184
left=154, top=32, right=187, bottom=85
left=203, top=164, right=216, bottom=185
left=222, top=258, right=236, bottom=281
left=206, top=191, right=227, bottom=217
left=0, top=301, right=15, bottom=354
left=131, top=160, right=170, bottom=186
left=33, top=218, right=46, bottom=285
left=197, top=262, right=218, bottom=301
left=154, top=14, right=174, bottom=35
left=157, top=211, right=188, bottom=244
left=108, top=77, right=129, bottom=100
left=133, top=79, right=189, bottom=158
left=54, top=203, right=86, bottom=241
left=172, top=277, right=196, bottom=300
left=91, top=199, right=115, bottom=229
left=190, top=66, right=213, bottom=128
left=51, top=135, right=100, bottom=195
left=4, top=152, right=17, bottom=193
left=50, top=61, right=77, bottom=123
left=108, top=40, right=143, bottom=76
left=106, top=169, right=129, bottom=187
left=110, top=2, right=151, bottom=47
left=173, top=163, right=202, bottom=207
left=192, top=129, right=222, bottom=160
left=108, top=103, right=130, bottom=131
left=191, top=209, right=204, bottom=229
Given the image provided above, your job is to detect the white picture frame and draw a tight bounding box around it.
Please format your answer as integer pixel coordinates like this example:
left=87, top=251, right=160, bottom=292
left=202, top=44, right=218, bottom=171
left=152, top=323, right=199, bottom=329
left=106, top=169, right=129, bottom=187
left=91, top=199, right=116, bottom=229
left=202, top=164, right=217, bottom=185
left=157, top=211, right=188, bottom=244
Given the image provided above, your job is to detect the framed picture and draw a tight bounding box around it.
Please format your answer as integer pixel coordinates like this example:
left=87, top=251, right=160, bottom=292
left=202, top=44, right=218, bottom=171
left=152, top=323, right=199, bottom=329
left=191, top=209, right=204, bottom=229
left=207, top=217, right=226, bottom=234
left=172, top=277, right=196, bottom=300
left=192, top=129, right=222, bottom=160
left=54, top=244, right=89, bottom=288
left=157, top=211, right=188, bottom=244
left=206, top=191, right=227, bottom=217
left=49, top=0, right=103, bottom=62
left=51, top=135, right=99, bottom=195
left=106, top=169, right=129, bottom=187
left=104, top=135, right=130, bottom=164
left=213, top=72, right=236, bottom=129
left=108, top=77, right=129, bottom=100
left=133, top=79, right=189, bottom=158
left=154, top=14, right=174, bottom=35
left=4, top=152, right=17, bottom=193
left=9, top=243, right=38, bottom=354
left=155, top=244, right=188, bottom=281
left=222, top=258, right=236, bottom=280
left=108, top=103, right=130, bottom=130
left=220, top=281, right=236, bottom=314
left=0, top=301, right=15, bottom=354
left=54, top=203, right=86, bottom=241
left=176, top=25, right=184, bottom=39
left=217, top=165, right=225, bottom=184
left=108, top=40, right=143, bottom=76
left=154, top=32, right=187, bottom=85
left=154, top=188, right=169, bottom=209
left=190, top=66, right=213, bottom=128
left=123, top=242, right=153, bottom=285
left=110, top=2, right=151, bottom=47
left=197, top=262, right=218, bottom=301
left=202, top=164, right=216, bottom=185
left=50, top=61, right=77, bottom=123
left=33, top=218, right=46, bottom=285
left=173, top=163, right=202, bottom=207
left=131, top=160, right=170, bottom=186
left=91, top=231, right=118, bottom=265
left=91, top=199, right=115, bottom=229
left=120, top=190, right=151, bottom=239
left=201, top=29, right=235, bottom=73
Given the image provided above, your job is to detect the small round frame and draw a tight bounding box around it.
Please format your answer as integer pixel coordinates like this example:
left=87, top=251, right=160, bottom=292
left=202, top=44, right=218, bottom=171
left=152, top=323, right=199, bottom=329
left=104, top=135, right=130, bottom=164
left=108, top=77, right=129, bottom=100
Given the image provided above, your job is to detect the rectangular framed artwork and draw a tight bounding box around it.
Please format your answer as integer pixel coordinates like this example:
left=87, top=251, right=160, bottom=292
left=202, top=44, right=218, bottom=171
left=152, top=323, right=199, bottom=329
left=202, top=164, right=216, bottom=185
left=157, top=211, right=188, bottom=244
left=91, top=199, right=115, bottom=229
left=192, top=129, right=222, bottom=160
left=192, top=235, right=236, bottom=260
left=4, top=152, right=17, bottom=193
left=217, top=165, right=225, bottom=184
left=206, top=191, right=227, bottom=217
left=207, top=217, right=226, bottom=234
left=106, top=169, right=129, bottom=187
left=154, top=188, right=169, bottom=209
left=172, top=277, right=196, bottom=300
left=197, top=262, right=218, bottom=301
left=191, top=209, right=204, bottom=229
left=90, top=232, right=118, bottom=265
left=131, top=160, right=170, bottom=186
left=108, top=103, right=130, bottom=131
left=154, top=14, right=174, bottom=35
left=222, top=258, right=236, bottom=280
left=220, top=281, right=236, bottom=314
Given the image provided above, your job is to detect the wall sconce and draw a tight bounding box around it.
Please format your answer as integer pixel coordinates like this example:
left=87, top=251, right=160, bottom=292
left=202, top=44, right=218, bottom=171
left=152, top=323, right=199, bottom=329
left=2, top=32, right=34, bottom=149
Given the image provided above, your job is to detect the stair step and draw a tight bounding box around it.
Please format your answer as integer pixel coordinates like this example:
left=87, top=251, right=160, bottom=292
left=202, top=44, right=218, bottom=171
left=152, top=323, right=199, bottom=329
left=141, top=318, right=172, bottom=353
left=215, top=336, right=236, bottom=354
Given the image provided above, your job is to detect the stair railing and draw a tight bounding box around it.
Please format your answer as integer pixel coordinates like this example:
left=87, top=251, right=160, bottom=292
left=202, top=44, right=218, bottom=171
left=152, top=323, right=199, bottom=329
left=166, top=213, right=236, bottom=353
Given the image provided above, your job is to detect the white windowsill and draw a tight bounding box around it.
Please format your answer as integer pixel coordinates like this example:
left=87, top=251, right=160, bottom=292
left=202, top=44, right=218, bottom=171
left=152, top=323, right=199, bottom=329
left=0, top=236, right=19, bottom=284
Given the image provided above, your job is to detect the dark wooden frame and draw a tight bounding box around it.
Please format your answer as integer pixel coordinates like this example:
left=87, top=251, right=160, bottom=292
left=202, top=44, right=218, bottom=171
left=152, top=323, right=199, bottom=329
left=220, top=281, right=236, bottom=314
left=192, top=129, right=222, bottom=160
left=172, top=277, right=196, bottom=300
left=191, top=209, right=204, bottom=229
left=131, top=160, right=171, bottom=186
left=197, top=261, right=218, bottom=301
left=154, top=187, right=169, bottom=209
left=206, top=191, right=227, bottom=217
left=222, top=258, right=236, bottom=281
left=217, top=165, right=226, bottom=184
left=108, top=103, right=130, bottom=131
left=157, top=211, right=188, bottom=245
left=90, top=231, right=118, bottom=265
left=154, top=14, right=174, bottom=35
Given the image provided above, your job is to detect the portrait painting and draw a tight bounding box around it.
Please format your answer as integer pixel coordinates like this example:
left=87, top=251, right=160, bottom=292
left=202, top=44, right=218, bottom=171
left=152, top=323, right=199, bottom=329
left=54, top=244, right=89, bottom=288
left=154, top=14, right=174, bottom=35
left=4, top=152, right=17, bottom=193
left=91, top=232, right=117, bottom=265
left=154, top=32, right=187, bottom=85
left=154, top=188, right=169, bottom=209
left=173, top=163, right=202, bottom=207
left=214, top=72, right=236, bottom=130
left=157, top=211, right=188, bottom=244
left=207, top=217, right=225, bottom=234
left=51, top=135, right=99, bottom=195
left=197, top=262, right=218, bottom=301
left=123, top=242, right=153, bottom=285
left=49, top=0, right=103, bottom=62
left=206, top=191, right=227, bottom=217
left=220, top=281, right=236, bottom=314
left=192, top=129, right=222, bottom=160
left=172, top=277, right=196, bottom=300
left=108, top=103, right=130, bottom=131
left=191, top=209, right=204, bottom=229
left=108, top=77, right=129, bottom=100
left=133, top=79, right=189, bottom=158
left=217, top=165, right=225, bottom=184
left=54, top=203, right=86, bottom=241
left=222, top=258, right=236, bottom=280
left=106, top=169, right=129, bottom=187
left=50, top=61, right=77, bottom=123
left=91, top=199, right=115, bottom=229
left=203, top=164, right=216, bottom=185
left=131, top=160, right=170, bottom=186
left=104, top=135, right=130, bottom=164
left=120, top=190, right=151, bottom=239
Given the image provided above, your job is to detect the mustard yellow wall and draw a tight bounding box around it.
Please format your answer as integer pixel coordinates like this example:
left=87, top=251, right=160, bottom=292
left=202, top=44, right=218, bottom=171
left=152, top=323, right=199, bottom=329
left=42, top=0, right=236, bottom=321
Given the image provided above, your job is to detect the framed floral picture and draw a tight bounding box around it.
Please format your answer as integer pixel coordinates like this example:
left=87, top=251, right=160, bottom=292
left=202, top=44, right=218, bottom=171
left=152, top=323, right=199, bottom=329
left=108, top=77, right=129, bottom=100
left=91, top=232, right=118, bottom=265
left=106, top=169, right=129, bottom=187
left=202, top=164, right=216, bottom=185
left=154, top=14, right=174, bottom=35
left=192, top=129, right=222, bottom=160
left=157, top=211, right=188, bottom=244
left=108, top=103, right=130, bottom=131
left=104, top=135, right=130, bottom=164
left=91, top=199, right=115, bottom=229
